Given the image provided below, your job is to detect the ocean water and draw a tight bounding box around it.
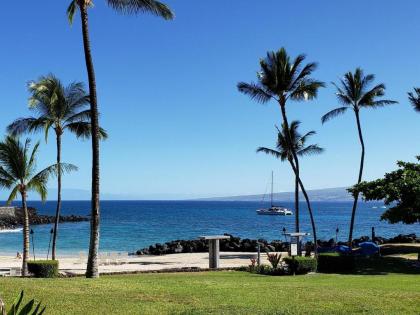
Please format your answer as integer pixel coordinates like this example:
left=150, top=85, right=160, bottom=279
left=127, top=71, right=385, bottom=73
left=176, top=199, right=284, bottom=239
left=0, top=200, right=419, bottom=256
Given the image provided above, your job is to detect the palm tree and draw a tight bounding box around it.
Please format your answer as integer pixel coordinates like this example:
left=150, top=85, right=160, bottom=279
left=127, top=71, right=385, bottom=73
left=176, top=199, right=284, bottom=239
left=7, top=74, right=108, bottom=261
left=257, top=121, right=324, bottom=253
left=238, top=48, right=325, bottom=234
left=322, top=68, right=397, bottom=244
left=408, top=88, right=420, bottom=112
left=66, top=0, right=173, bottom=278
left=0, top=136, right=76, bottom=276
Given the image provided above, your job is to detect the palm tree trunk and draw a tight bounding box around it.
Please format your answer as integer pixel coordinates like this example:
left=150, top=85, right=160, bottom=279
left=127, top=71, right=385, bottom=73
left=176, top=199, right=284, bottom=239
left=52, top=132, right=62, bottom=260
left=289, top=159, right=318, bottom=256
left=348, top=109, right=365, bottom=245
left=278, top=99, right=300, bottom=233
left=294, top=171, right=299, bottom=233
left=21, top=191, right=30, bottom=276
left=79, top=2, right=100, bottom=278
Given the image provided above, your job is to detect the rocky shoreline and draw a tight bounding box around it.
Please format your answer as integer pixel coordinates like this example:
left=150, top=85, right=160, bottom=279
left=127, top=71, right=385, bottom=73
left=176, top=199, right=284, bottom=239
left=136, top=233, right=420, bottom=256
left=0, top=207, right=89, bottom=230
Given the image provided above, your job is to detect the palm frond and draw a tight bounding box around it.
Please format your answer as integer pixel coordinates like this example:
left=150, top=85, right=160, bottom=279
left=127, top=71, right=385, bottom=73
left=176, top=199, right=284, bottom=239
left=67, top=0, right=79, bottom=25
left=64, top=109, right=91, bottom=125
left=106, top=0, right=174, bottom=19
left=297, top=144, right=324, bottom=157
left=237, top=82, right=273, bottom=104
left=65, top=122, right=108, bottom=140
left=0, top=167, right=15, bottom=189
left=27, top=163, right=78, bottom=202
left=256, top=147, right=286, bottom=161
left=6, top=185, right=20, bottom=205
left=408, top=87, right=420, bottom=112
left=290, top=79, right=325, bottom=101
left=6, top=117, right=47, bottom=137
left=321, top=107, right=348, bottom=124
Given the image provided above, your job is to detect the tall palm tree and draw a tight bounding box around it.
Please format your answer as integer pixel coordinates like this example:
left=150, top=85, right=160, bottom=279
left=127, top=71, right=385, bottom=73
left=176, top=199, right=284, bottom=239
left=408, top=88, right=420, bottom=112
left=7, top=74, right=108, bottom=261
left=257, top=121, right=324, bottom=253
left=322, top=68, right=397, bottom=244
left=0, top=136, right=76, bottom=275
left=238, top=48, right=325, bottom=234
left=66, top=0, right=173, bottom=278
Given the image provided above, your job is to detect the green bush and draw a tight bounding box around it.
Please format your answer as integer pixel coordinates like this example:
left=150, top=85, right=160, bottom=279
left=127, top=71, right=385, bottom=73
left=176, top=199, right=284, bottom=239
left=27, top=260, right=59, bottom=278
left=248, top=264, right=286, bottom=276
left=283, top=256, right=317, bottom=275
left=317, top=253, right=355, bottom=273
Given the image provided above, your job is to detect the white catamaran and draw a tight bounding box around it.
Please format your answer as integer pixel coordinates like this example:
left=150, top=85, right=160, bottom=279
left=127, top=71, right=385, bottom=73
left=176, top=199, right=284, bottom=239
left=256, top=172, right=293, bottom=216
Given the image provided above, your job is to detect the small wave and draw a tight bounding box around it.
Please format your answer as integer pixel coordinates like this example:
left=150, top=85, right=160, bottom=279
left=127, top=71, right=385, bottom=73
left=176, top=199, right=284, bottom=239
left=0, top=228, right=23, bottom=234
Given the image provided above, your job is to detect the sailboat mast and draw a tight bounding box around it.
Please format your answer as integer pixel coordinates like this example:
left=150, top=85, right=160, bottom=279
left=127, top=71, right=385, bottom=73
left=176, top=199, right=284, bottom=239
left=271, top=171, right=274, bottom=207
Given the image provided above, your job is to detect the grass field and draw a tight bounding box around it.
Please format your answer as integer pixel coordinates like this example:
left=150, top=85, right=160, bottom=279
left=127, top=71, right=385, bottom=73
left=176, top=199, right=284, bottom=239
left=1, top=271, right=420, bottom=314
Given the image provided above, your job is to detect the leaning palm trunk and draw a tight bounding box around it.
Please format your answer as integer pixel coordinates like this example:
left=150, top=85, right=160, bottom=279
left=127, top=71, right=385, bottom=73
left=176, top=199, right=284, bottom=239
left=279, top=100, right=300, bottom=233
left=52, top=132, right=62, bottom=260
left=79, top=2, right=101, bottom=278
left=348, top=110, right=365, bottom=245
left=288, top=160, right=318, bottom=256
left=21, top=190, right=30, bottom=276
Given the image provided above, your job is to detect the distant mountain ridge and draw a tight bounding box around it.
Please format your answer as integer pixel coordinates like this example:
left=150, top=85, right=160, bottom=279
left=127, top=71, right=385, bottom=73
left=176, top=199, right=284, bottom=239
left=196, top=187, right=353, bottom=202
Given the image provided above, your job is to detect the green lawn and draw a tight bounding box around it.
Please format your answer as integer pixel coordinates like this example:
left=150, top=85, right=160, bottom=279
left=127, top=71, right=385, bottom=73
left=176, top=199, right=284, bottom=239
left=1, top=271, right=420, bottom=314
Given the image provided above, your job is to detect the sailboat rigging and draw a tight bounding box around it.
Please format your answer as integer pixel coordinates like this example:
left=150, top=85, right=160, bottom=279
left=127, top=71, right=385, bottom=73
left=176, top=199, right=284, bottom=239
left=256, top=172, right=293, bottom=216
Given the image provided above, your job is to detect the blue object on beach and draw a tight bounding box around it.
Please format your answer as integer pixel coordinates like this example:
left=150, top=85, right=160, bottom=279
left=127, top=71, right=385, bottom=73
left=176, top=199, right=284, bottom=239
left=317, top=245, right=351, bottom=254
left=357, top=242, right=380, bottom=256
left=335, top=245, right=351, bottom=254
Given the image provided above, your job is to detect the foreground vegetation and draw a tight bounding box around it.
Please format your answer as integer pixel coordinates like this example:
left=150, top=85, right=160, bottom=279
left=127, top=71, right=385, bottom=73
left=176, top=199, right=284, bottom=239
left=0, top=271, right=419, bottom=314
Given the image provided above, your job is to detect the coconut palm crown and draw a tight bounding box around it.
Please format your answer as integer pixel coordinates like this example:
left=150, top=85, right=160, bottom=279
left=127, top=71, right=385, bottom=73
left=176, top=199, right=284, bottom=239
left=0, top=136, right=76, bottom=276
left=67, top=0, right=174, bottom=23
left=408, top=88, right=420, bottom=113
left=257, top=121, right=324, bottom=161
left=322, top=68, right=398, bottom=123
left=7, top=74, right=108, bottom=142
left=237, top=48, right=325, bottom=106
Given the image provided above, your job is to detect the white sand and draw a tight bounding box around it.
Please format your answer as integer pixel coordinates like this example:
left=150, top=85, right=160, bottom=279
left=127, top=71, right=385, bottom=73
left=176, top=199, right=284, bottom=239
left=0, top=252, right=280, bottom=276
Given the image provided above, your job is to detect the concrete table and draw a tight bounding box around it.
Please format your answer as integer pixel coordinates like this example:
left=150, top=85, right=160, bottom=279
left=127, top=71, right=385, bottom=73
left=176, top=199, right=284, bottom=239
left=200, top=235, right=231, bottom=269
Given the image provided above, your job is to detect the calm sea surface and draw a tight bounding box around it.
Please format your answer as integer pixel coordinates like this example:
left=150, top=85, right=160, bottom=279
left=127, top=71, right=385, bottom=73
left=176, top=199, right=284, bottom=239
left=1, top=200, right=418, bottom=255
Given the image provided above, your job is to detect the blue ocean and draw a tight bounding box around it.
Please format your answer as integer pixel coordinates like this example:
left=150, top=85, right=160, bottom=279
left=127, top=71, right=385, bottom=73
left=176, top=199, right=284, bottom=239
left=1, top=201, right=418, bottom=256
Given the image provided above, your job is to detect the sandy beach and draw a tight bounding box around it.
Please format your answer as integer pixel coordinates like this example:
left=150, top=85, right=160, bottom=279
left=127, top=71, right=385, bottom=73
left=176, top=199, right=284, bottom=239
left=0, top=252, right=277, bottom=276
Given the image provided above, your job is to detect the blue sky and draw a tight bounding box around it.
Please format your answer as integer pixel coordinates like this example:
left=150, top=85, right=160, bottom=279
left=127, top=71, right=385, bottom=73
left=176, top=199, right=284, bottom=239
left=0, top=0, right=419, bottom=199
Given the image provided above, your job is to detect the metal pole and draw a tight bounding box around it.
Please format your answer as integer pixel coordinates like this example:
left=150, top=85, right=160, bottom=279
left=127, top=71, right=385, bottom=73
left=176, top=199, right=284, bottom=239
left=270, top=171, right=274, bottom=207
left=371, top=227, right=375, bottom=242
left=47, top=228, right=53, bottom=260
left=257, top=243, right=261, bottom=266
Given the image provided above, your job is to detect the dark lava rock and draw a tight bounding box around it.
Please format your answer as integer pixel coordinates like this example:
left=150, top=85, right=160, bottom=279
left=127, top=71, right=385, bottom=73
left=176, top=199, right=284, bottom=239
left=0, top=207, right=88, bottom=230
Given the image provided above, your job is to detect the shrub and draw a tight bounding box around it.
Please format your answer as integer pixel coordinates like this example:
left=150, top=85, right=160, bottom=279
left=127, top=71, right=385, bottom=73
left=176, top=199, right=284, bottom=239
left=27, top=260, right=59, bottom=278
left=317, top=253, right=355, bottom=273
left=249, top=264, right=286, bottom=276
left=283, top=256, right=317, bottom=275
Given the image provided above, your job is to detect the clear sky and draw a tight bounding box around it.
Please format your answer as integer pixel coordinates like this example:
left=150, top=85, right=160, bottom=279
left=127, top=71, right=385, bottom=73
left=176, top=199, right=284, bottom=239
left=0, top=0, right=419, bottom=199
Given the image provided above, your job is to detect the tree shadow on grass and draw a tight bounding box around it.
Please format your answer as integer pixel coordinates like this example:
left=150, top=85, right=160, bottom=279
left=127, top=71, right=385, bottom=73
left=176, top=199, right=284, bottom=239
left=353, top=256, right=420, bottom=275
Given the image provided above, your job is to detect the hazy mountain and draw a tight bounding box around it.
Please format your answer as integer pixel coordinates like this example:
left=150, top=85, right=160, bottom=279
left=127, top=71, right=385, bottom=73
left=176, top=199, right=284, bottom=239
left=0, top=187, right=353, bottom=202
left=196, top=187, right=354, bottom=202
